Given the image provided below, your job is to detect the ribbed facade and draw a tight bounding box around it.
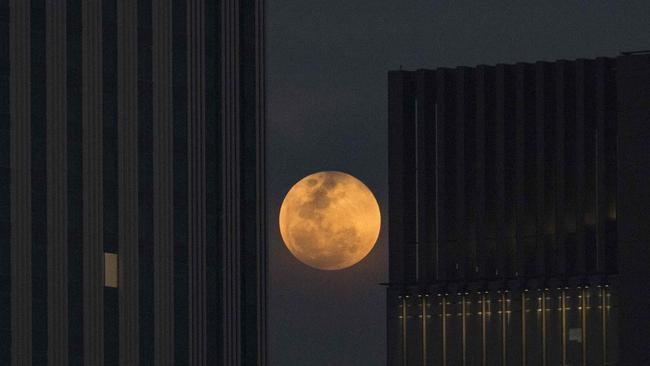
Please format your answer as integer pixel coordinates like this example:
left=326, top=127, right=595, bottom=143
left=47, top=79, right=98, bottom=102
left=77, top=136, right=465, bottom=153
left=388, top=54, right=650, bottom=365
left=0, top=1, right=266, bottom=365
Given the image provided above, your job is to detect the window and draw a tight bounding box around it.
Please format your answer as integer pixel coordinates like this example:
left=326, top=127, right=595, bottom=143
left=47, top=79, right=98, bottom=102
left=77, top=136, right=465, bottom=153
left=104, top=252, right=118, bottom=288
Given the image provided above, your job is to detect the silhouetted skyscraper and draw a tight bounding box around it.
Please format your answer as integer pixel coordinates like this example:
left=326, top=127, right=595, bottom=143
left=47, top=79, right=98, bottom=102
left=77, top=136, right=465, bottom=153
left=387, top=53, right=650, bottom=365
left=0, top=1, right=266, bottom=365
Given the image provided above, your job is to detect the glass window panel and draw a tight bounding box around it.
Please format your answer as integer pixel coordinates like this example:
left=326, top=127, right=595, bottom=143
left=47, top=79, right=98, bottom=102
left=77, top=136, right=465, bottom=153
left=104, top=252, right=118, bottom=288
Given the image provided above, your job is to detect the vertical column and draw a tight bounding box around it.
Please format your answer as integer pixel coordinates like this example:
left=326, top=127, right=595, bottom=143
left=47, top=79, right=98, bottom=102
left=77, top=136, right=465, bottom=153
left=562, top=61, right=577, bottom=275
left=574, top=60, right=588, bottom=275
left=137, top=2, right=154, bottom=363
left=580, top=59, right=599, bottom=274
left=582, top=288, right=589, bottom=366
left=238, top=0, right=266, bottom=363
left=153, top=0, right=174, bottom=364
left=602, top=288, right=608, bottom=364
left=465, top=70, right=478, bottom=281
left=82, top=1, right=104, bottom=364
left=461, top=295, right=468, bottom=366
left=188, top=0, right=206, bottom=365
left=505, top=290, right=522, bottom=366
left=0, top=1, right=11, bottom=364
left=617, top=54, right=650, bottom=365
left=495, top=64, right=513, bottom=278
left=524, top=288, right=541, bottom=366
left=535, top=62, right=552, bottom=278
left=204, top=0, right=221, bottom=362
left=455, top=67, right=466, bottom=282
left=480, top=293, right=487, bottom=366
left=446, top=293, right=462, bottom=366
left=102, top=0, right=118, bottom=364
left=514, top=63, right=534, bottom=276
left=0, top=0, right=10, bottom=351
left=402, top=296, right=408, bottom=366
left=594, top=59, right=607, bottom=274
left=536, top=62, right=556, bottom=277
left=388, top=70, right=414, bottom=366
left=255, top=0, right=267, bottom=363
left=474, top=65, right=487, bottom=277
left=425, top=292, right=442, bottom=366
left=243, top=0, right=266, bottom=358
left=566, top=287, right=583, bottom=365
left=602, top=59, right=617, bottom=275
left=581, top=60, right=600, bottom=274
left=117, top=0, right=139, bottom=364
left=387, top=290, right=404, bottom=366
left=415, top=70, right=436, bottom=283
left=482, top=67, right=499, bottom=281
left=545, top=288, right=562, bottom=366
left=561, top=289, right=568, bottom=365
left=421, top=295, right=428, bottom=366
left=476, top=66, right=494, bottom=280
left=254, top=1, right=267, bottom=363
left=515, top=63, right=535, bottom=279
left=441, top=294, right=449, bottom=366
left=498, top=292, right=507, bottom=366
left=554, top=61, right=571, bottom=276
left=30, top=1, right=48, bottom=363
left=540, top=290, right=548, bottom=366
left=222, top=0, right=240, bottom=364
left=172, top=0, right=188, bottom=363
left=46, top=0, right=69, bottom=364
left=10, top=0, right=32, bottom=364
left=466, top=293, right=484, bottom=366
left=387, top=71, right=415, bottom=285
left=485, top=292, right=500, bottom=366
left=456, top=67, right=476, bottom=281
left=405, top=294, right=422, bottom=366
left=520, top=292, right=527, bottom=366
left=584, top=286, right=600, bottom=366
left=494, top=65, right=505, bottom=280
left=388, top=71, right=415, bottom=284
left=594, top=57, right=617, bottom=274
left=66, top=1, right=84, bottom=363
left=435, top=69, right=454, bottom=281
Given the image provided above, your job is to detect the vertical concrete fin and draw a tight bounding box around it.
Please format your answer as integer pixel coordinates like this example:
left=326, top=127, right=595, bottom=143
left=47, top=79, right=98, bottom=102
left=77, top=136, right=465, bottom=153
left=117, top=0, right=139, bottom=364
left=10, top=0, right=32, bottom=363
left=46, top=0, right=69, bottom=364
left=81, top=1, right=104, bottom=364
left=153, top=0, right=174, bottom=364
left=188, top=0, right=207, bottom=364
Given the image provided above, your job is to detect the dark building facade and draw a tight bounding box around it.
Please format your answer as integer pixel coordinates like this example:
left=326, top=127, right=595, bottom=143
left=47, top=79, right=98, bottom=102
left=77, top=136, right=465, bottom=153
left=387, top=54, right=650, bottom=365
left=0, top=0, right=266, bottom=365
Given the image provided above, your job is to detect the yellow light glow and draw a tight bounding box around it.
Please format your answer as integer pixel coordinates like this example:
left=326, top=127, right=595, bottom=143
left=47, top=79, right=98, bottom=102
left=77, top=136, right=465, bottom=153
left=279, top=171, right=381, bottom=270
left=104, top=252, right=118, bottom=288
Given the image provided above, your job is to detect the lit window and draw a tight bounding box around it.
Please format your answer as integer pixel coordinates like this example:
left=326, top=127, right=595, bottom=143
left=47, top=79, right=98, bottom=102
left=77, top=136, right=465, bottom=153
left=104, top=252, right=118, bottom=288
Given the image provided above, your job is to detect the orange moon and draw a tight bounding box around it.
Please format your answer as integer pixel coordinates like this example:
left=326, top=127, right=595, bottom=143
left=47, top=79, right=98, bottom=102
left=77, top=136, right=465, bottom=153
left=279, top=171, right=381, bottom=270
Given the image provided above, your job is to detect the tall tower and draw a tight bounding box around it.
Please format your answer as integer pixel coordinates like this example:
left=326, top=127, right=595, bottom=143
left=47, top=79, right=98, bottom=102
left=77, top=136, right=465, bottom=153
left=387, top=54, right=650, bottom=365
left=0, top=1, right=266, bottom=365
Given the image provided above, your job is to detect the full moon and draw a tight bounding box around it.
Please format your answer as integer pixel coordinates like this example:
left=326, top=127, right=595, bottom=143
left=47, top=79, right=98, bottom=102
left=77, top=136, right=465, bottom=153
left=279, top=171, right=381, bottom=270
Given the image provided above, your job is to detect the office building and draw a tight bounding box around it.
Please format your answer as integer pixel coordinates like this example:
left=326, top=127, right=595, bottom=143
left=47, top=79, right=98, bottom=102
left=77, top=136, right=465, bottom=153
left=0, top=0, right=266, bottom=365
left=387, top=53, right=650, bottom=365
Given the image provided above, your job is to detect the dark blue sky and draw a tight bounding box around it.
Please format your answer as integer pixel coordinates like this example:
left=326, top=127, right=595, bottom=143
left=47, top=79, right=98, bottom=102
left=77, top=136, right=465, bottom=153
left=267, top=1, right=650, bottom=365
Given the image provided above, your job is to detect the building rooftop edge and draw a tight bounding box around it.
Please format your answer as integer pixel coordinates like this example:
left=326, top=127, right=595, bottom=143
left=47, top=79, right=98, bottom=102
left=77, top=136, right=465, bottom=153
left=389, top=52, right=650, bottom=73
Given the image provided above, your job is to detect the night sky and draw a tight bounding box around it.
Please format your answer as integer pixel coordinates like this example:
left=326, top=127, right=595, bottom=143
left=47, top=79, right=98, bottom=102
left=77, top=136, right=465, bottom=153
left=267, top=1, right=650, bottom=365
